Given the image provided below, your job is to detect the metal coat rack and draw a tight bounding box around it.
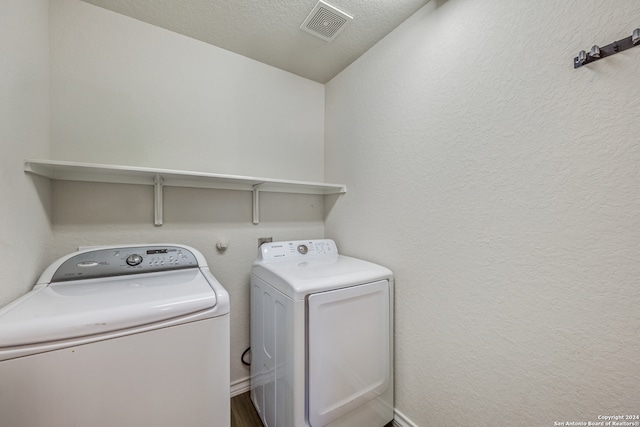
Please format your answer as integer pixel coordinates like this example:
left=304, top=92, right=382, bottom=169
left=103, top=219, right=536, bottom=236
left=574, top=28, right=640, bottom=68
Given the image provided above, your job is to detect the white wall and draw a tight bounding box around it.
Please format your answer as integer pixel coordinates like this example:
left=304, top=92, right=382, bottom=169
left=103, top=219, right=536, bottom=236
left=325, top=0, right=640, bottom=425
left=49, top=0, right=326, bottom=386
left=50, top=0, right=324, bottom=181
left=0, top=1, right=52, bottom=307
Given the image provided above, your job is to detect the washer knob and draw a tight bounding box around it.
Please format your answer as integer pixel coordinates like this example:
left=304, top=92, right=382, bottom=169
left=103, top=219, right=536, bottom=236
left=126, top=254, right=143, bottom=266
left=297, top=244, right=308, bottom=255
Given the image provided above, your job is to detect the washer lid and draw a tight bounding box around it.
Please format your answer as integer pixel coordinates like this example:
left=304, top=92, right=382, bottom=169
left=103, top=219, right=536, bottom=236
left=0, top=269, right=216, bottom=348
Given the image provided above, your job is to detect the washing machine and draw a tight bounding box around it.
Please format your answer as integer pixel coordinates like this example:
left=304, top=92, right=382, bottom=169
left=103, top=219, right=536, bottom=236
left=0, top=244, right=230, bottom=427
left=250, top=239, right=393, bottom=427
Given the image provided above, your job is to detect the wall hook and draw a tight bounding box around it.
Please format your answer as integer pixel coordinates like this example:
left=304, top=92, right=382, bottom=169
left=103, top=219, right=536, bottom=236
left=577, top=50, right=587, bottom=65
left=574, top=27, right=640, bottom=68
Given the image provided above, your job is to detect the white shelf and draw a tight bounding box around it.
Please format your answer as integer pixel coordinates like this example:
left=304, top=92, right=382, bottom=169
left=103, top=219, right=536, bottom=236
left=25, top=159, right=346, bottom=225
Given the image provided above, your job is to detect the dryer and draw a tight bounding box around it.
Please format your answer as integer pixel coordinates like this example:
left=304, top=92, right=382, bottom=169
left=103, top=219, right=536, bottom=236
left=250, top=239, right=393, bottom=427
left=0, top=244, right=230, bottom=427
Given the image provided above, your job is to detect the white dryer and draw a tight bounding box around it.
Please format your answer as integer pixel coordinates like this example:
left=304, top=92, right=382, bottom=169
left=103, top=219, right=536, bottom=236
left=251, top=239, right=393, bottom=427
left=0, top=244, right=230, bottom=427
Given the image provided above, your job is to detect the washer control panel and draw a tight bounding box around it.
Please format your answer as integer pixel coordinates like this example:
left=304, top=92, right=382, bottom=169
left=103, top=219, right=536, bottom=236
left=51, top=245, right=198, bottom=282
left=259, top=239, right=338, bottom=261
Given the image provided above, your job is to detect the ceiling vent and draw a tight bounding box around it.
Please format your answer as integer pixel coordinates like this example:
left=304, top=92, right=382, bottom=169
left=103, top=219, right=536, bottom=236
left=300, top=1, right=353, bottom=42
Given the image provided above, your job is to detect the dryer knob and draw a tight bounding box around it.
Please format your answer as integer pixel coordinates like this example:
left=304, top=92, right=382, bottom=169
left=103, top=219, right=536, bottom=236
left=297, top=245, right=308, bottom=255
left=126, top=254, right=143, bottom=266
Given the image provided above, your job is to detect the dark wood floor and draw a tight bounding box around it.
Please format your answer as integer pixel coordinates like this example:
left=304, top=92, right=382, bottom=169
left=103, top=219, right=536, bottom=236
left=231, top=392, right=263, bottom=427
left=231, top=391, right=394, bottom=427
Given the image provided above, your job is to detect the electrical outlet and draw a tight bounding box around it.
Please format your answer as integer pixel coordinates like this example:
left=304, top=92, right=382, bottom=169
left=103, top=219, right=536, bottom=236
left=258, top=237, right=273, bottom=247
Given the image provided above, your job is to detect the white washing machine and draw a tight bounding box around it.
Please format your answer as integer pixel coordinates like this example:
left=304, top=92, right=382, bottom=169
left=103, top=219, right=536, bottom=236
left=0, top=244, right=230, bottom=427
left=251, top=239, right=393, bottom=427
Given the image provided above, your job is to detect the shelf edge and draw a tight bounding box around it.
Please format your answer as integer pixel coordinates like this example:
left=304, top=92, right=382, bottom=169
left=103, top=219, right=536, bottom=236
left=24, top=159, right=347, bottom=195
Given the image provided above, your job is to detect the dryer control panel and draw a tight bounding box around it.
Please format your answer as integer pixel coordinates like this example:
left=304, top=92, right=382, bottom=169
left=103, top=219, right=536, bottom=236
left=50, top=245, right=199, bottom=282
left=259, top=239, right=338, bottom=261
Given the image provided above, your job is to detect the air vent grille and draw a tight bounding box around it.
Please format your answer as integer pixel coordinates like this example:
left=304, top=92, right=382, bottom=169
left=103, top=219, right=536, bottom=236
left=300, top=1, right=353, bottom=42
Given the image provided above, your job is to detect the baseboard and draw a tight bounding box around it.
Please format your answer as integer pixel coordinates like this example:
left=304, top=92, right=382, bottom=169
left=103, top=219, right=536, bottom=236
left=231, top=381, right=415, bottom=427
left=393, top=408, right=418, bottom=427
left=230, top=376, right=251, bottom=397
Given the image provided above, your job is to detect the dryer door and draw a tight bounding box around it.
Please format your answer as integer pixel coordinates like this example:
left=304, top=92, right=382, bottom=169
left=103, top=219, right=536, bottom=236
left=307, top=280, right=390, bottom=426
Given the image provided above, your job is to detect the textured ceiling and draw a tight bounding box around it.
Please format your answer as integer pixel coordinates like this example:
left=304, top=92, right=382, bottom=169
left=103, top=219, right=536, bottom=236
left=82, top=0, right=429, bottom=83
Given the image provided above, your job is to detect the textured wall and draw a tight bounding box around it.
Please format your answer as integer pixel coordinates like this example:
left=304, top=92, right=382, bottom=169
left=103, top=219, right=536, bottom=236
left=325, top=0, right=640, bottom=425
left=0, top=1, right=52, bottom=307
left=49, top=0, right=327, bottom=386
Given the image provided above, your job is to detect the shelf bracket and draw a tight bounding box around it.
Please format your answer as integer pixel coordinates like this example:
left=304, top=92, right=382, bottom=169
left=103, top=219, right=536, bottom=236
left=252, top=183, right=264, bottom=225
left=154, top=174, right=164, bottom=226
left=23, top=159, right=347, bottom=226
